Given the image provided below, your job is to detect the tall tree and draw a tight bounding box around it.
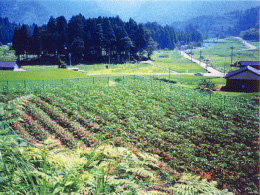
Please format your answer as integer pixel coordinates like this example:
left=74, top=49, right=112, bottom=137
left=56, top=16, right=68, bottom=54
left=12, top=27, right=22, bottom=61
left=102, top=18, right=116, bottom=57
left=31, top=25, right=41, bottom=57
left=19, top=24, right=30, bottom=57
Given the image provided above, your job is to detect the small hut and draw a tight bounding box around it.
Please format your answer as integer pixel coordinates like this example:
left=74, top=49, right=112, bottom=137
left=224, top=65, right=260, bottom=92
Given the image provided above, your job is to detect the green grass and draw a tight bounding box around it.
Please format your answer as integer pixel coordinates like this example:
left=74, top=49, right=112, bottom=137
left=75, top=63, right=167, bottom=74
left=22, top=65, right=59, bottom=71
left=144, top=74, right=225, bottom=88
left=0, top=69, right=90, bottom=81
left=248, top=41, right=260, bottom=48
left=191, top=37, right=260, bottom=73
left=143, top=74, right=258, bottom=99
left=151, top=50, right=207, bottom=73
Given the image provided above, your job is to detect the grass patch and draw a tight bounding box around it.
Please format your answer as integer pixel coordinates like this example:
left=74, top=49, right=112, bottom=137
left=149, top=74, right=226, bottom=88
left=151, top=50, right=207, bottom=73
left=75, top=63, right=167, bottom=74
left=0, top=69, right=90, bottom=81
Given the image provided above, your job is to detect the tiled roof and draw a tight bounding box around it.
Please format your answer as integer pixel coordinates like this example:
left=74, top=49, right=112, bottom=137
left=225, top=66, right=260, bottom=78
left=0, top=61, right=17, bottom=68
left=239, top=61, right=260, bottom=66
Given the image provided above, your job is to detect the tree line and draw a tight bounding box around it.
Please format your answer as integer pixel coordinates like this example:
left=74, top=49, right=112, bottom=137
left=144, top=22, right=203, bottom=49
left=12, top=15, right=158, bottom=63
left=10, top=15, right=203, bottom=64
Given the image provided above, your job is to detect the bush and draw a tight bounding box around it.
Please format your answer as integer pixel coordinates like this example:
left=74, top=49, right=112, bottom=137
left=198, top=79, right=215, bottom=90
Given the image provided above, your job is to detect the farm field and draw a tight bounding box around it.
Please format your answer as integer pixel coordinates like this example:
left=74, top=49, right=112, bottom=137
left=191, top=37, right=260, bottom=73
left=1, top=76, right=258, bottom=194
left=151, top=50, right=207, bottom=73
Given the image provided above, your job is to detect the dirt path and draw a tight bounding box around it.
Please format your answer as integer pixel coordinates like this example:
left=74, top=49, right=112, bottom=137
left=179, top=51, right=225, bottom=77
left=235, top=37, right=258, bottom=50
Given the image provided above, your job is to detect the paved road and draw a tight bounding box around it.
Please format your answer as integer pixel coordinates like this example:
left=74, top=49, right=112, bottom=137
left=179, top=51, right=225, bottom=77
left=235, top=37, right=258, bottom=50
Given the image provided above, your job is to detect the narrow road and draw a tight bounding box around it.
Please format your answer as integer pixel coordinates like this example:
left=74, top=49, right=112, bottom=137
left=235, top=37, right=258, bottom=50
left=179, top=51, right=225, bottom=77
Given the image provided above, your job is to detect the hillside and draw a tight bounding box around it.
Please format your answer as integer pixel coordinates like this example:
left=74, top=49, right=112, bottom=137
left=172, top=6, right=260, bottom=38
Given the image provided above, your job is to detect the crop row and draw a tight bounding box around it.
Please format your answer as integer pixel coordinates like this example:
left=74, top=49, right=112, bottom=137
left=7, top=77, right=259, bottom=194
left=44, top=81, right=258, bottom=194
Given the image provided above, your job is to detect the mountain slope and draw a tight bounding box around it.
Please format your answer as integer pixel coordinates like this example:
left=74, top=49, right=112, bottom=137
left=0, top=0, right=50, bottom=24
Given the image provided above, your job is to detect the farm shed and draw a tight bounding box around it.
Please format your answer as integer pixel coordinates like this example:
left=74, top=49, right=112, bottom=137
left=224, top=66, right=260, bottom=92
left=0, top=61, right=19, bottom=71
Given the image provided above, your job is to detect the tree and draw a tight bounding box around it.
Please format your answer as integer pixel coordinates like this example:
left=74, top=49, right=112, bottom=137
left=146, top=37, right=158, bottom=59
left=102, top=18, right=116, bottom=57
left=70, top=37, right=84, bottom=63
left=19, top=24, right=30, bottom=58
left=12, top=27, right=22, bottom=61
left=56, top=16, right=68, bottom=55
left=31, top=25, right=41, bottom=57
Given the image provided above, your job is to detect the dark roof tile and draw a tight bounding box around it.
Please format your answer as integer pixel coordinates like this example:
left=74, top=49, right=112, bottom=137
left=0, top=61, right=17, bottom=68
left=225, top=66, right=260, bottom=78
left=239, top=61, right=260, bottom=66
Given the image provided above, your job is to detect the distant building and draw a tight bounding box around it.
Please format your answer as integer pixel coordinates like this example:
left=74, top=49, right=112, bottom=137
left=224, top=64, right=260, bottom=92
left=0, top=61, right=19, bottom=71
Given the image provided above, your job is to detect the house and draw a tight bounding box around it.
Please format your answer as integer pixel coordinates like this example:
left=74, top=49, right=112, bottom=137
left=224, top=65, right=260, bottom=92
left=0, top=61, right=19, bottom=71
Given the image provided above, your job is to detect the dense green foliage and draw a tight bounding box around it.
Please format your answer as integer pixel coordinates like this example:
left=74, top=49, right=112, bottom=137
left=240, top=28, right=259, bottom=41
left=0, top=17, right=34, bottom=45
left=0, top=76, right=258, bottom=194
left=145, top=23, right=203, bottom=49
left=0, top=17, right=16, bottom=45
left=12, top=16, right=156, bottom=64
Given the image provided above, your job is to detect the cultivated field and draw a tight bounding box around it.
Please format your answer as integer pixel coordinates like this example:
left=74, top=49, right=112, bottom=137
left=1, top=76, right=259, bottom=194
left=0, top=37, right=259, bottom=194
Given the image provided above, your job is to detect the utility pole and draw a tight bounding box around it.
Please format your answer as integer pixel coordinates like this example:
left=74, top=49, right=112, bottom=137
left=230, top=46, right=234, bottom=66
left=199, top=49, right=202, bottom=66
left=224, top=57, right=226, bottom=74
left=190, top=48, right=193, bottom=61
left=109, top=48, right=111, bottom=65
left=69, top=53, right=72, bottom=66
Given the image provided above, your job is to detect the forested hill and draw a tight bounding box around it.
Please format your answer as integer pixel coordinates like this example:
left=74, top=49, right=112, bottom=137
left=0, top=17, right=35, bottom=45
left=172, top=6, right=260, bottom=39
left=0, top=17, right=16, bottom=45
